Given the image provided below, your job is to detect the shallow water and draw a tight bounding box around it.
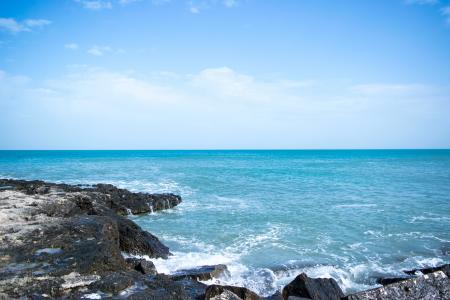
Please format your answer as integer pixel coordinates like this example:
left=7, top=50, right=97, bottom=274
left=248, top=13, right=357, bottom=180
left=1, top=150, right=449, bottom=295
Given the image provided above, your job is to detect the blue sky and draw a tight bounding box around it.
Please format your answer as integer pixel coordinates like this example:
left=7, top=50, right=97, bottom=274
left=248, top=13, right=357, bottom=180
left=1, top=0, right=450, bottom=149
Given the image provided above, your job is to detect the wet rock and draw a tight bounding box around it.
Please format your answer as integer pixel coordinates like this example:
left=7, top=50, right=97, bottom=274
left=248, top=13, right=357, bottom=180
left=0, top=179, right=183, bottom=299
left=88, top=271, right=136, bottom=294
left=403, top=263, right=450, bottom=277
left=126, top=257, right=157, bottom=275
left=376, top=276, right=411, bottom=285
left=263, top=291, right=283, bottom=300
left=115, top=216, right=170, bottom=258
left=210, top=289, right=242, bottom=300
left=281, top=273, right=343, bottom=300
left=171, top=264, right=229, bottom=281
left=205, top=285, right=261, bottom=300
left=176, top=278, right=208, bottom=300
left=344, top=271, right=450, bottom=300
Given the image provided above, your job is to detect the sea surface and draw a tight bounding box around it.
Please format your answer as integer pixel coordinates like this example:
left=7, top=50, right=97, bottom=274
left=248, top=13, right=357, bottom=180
left=1, top=150, right=449, bottom=296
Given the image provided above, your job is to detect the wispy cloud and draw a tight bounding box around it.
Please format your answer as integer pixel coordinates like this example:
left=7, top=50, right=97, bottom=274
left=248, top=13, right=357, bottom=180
left=64, top=43, right=79, bottom=50
left=187, top=0, right=240, bottom=14
left=405, top=0, right=438, bottom=5
left=87, top=45, right=124, bottom=56
left=0, top=18, right=51, bottom=33
left=442, top=6, right=450, bottom=25
left=2, top=67, right=449, bottom=149
left=75, top=0, right=113, bottom=10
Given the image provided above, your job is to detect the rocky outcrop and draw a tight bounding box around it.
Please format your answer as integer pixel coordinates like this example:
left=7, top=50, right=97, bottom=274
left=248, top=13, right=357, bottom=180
left=281, top=273, right=344, bottom=300
left=0, top=179, right=182, bottom=299
left=344, top=271, right=450, bottom=300
left=170, top=264, right=229, bottom=281
left=205, top=285, right=262, bottom=300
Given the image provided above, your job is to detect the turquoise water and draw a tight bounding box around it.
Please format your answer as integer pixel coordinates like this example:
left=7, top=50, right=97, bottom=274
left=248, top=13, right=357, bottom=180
left=1, top=150, right=449, bottom=295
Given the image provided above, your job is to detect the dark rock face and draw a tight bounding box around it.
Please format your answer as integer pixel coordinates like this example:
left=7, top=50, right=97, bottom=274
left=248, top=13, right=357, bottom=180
left=0, top=178, right=182, bottom=299
left=376, top=276, right=412, bottom=286
left=403, top=264, right=450, bottom=277
left=126, top=257, right=157, bottom=275
left=281, top=273, right=344, bottom=300
left=205, top=285, right=262, bottom=300
left=171, top=264, right=229, bottom=281
left=344, top=271, right=450, bottom=300
left=0, top=178, right=182, bottom=215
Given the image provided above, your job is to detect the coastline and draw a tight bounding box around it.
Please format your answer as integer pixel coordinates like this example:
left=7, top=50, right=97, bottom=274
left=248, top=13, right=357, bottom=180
left=0, top=178, right=449, bottom=299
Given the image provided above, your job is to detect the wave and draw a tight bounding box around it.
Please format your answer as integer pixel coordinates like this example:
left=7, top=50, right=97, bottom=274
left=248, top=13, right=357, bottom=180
left=334, top=204, right=377, bottom=209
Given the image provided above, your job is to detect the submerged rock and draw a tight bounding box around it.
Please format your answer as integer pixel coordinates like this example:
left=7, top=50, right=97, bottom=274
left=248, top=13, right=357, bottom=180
left=281, top=273, right=344, bottom=300
left=171, top=264, right=229, bottom=281
left=344, top=271, right=450, bottom=300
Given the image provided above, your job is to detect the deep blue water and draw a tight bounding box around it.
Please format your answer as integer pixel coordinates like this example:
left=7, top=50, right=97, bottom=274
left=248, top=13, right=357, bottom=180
left=1, top=150, right=449, bottom=295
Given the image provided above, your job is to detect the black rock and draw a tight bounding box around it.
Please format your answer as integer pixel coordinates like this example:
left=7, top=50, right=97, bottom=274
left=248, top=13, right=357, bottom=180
left=263, top=291, right=284, bottom=300
left=344, top=271, right=450, bottom=300
left=171, top=264, right=229, bottom=281
left=376, top=276, right=411, bottom=285
left=205, top=285, right=262, bottom=300
left=126, top=258, right=157, bottom=275
left=281, top=273, right=343, bottom=300
left=403, top=264, right=450, bottom=277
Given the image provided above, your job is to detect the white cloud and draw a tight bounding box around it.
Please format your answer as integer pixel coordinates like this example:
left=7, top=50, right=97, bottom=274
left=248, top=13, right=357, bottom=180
left=0, top=18, right=51, bottom=33
left=1, top=67, right=449, bottom=149
left=223, top=0, right=238, bottom=8
left=87, top=45, right=113, bottom=56
left=65, top=43, right=79, bottom=50
left=75, top=0, right=113, bottom=10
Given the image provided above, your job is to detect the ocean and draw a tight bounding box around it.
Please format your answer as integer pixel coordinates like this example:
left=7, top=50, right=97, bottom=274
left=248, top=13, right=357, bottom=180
left=0, top=150, right=449, bottom=296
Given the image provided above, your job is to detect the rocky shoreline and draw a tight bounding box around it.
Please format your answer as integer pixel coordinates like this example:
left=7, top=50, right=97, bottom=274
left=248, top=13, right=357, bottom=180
left=0, top=178, right=449, bottom=299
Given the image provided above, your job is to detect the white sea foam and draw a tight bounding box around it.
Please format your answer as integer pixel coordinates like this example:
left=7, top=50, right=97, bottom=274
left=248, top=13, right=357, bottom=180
left=334, top=204, right=377, bottom=209
left=409, top=215, right=450, bottom=224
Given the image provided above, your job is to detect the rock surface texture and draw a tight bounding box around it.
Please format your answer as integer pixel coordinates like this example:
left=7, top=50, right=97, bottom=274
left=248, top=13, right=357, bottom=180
left=344, top=271, right=450, bottom=300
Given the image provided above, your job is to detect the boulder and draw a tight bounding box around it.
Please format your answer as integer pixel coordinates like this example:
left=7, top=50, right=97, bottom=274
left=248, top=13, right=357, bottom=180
left=344, top=271, right=450, bottom=300
left=210, top=289, right=243, bottom=300
left=171, top=264, right=229, bottom=281
left=281, top=273, right=344, bottom=300
left=205, top=285, right=261, bottom=300
left=126, top=257, right=157, bottom=275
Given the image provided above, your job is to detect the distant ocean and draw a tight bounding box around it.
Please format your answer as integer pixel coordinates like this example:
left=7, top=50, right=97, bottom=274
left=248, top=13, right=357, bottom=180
left=1, top=150, right=449, bottom=296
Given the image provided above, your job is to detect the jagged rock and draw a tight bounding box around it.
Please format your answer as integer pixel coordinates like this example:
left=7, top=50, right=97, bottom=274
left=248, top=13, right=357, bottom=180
left=88, top=271, right=136, bottom=294
left=176, top=278, right=208, bottom=300
left=171, top=264, right=229, bottom=281
left=281, top=273, right=343, bottom=300
left=376, top=276, right=411, bottom=285
left=205, top=285, right=261, bottom=300
left=0, top=179, right=182, bottom=299
left=126, top=257, right=157, bottom=275
left=344, top=271, right=450, bottom=300
left=263, top=291, right=284, bottom=300
left=210, top=289, right=243, bottom=300
left=403, top=264, right=450, bottom=277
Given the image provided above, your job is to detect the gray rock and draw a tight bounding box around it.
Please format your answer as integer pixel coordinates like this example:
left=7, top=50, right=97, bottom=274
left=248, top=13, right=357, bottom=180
left=205, top=285, right=261, bottom=300
left=171, top=264, right=229, bottom=281
left=344, top=271, right=450, bottom=300
left=282, top=273, right=343, bottom=300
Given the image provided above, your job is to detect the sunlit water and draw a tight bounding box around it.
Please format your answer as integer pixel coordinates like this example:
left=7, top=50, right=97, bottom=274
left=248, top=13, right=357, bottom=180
left=1, top=150, right=449, bottom=296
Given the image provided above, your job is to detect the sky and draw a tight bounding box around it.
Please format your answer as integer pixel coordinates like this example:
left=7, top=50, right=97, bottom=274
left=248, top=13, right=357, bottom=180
left=0, top=0, right=450, bottom=149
